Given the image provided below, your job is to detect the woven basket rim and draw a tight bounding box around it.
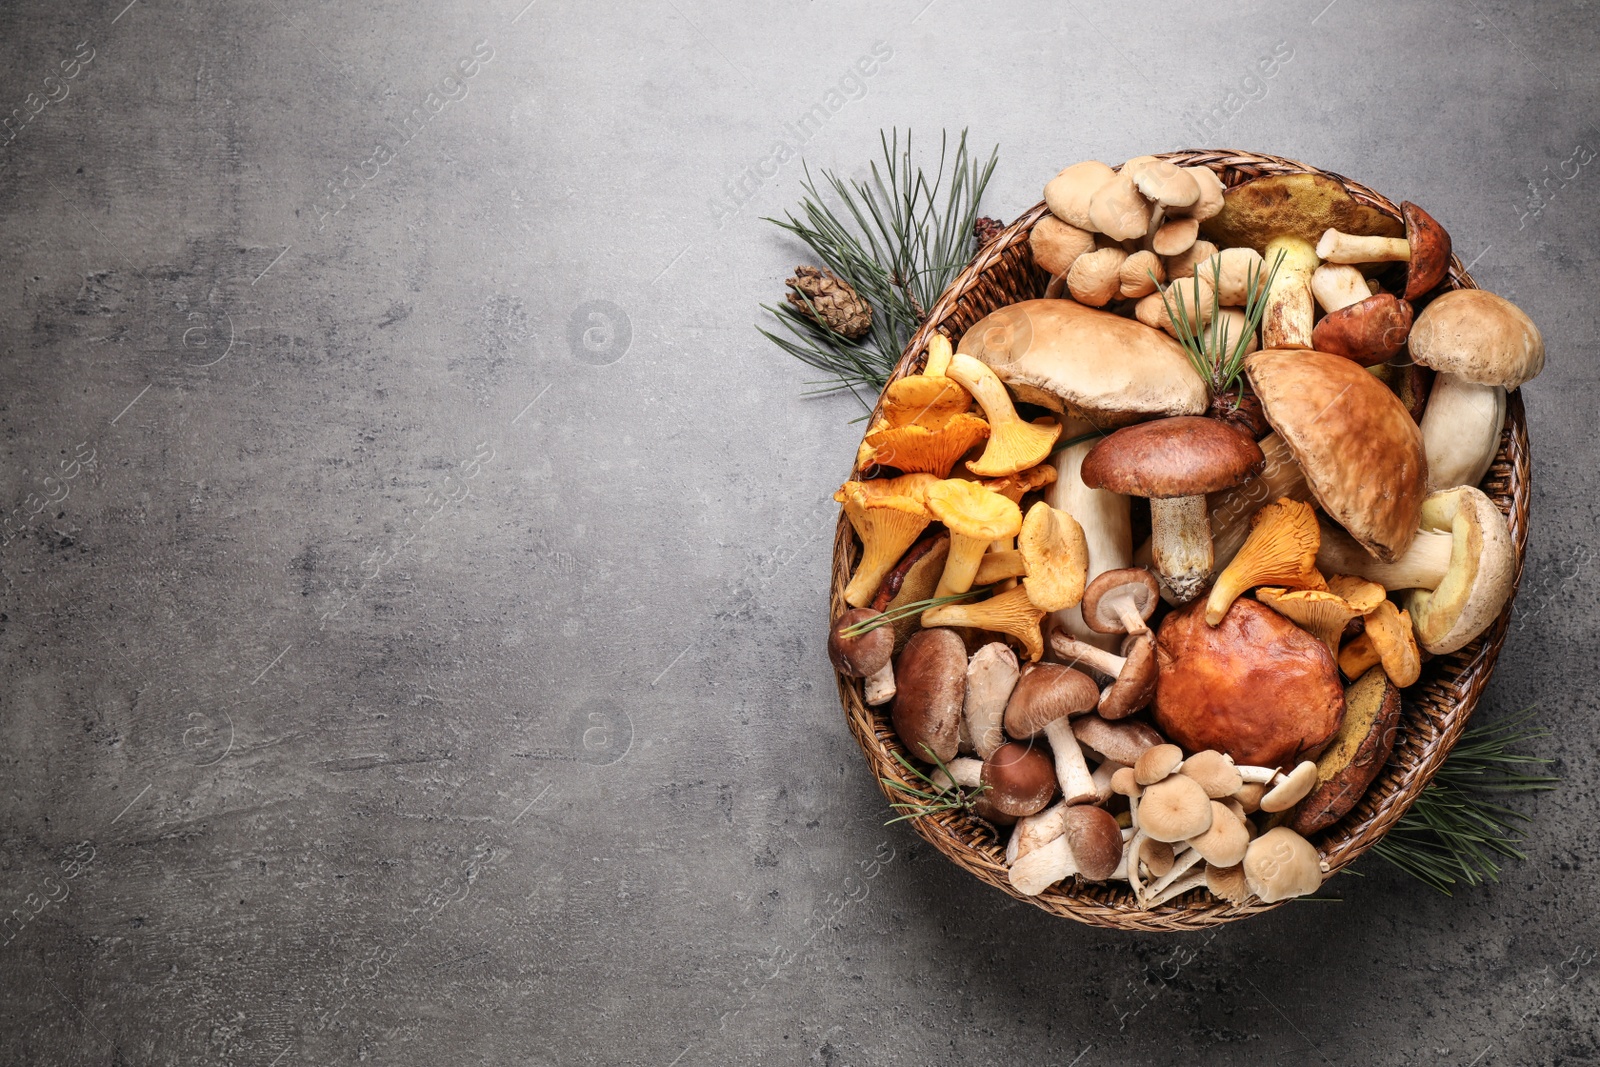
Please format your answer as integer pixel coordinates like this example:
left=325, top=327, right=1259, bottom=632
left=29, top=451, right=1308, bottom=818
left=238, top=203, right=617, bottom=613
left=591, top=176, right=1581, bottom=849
left=829, top=148, right=1532, bottom=931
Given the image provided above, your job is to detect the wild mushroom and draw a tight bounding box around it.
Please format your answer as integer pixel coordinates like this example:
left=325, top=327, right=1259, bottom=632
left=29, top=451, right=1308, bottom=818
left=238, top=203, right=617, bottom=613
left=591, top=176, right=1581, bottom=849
left=1005, top=664, right=1102, bottom=803
left=1205, top=497, right=1324, bottom=624
left=957, top=300, right=1208, bottom=425
left=981, top=742, right=1058, bottom=818
left=1154, top=598, right=1345, bottom=769
left=1008, top=803, right=1124, bottom=894
left=862, top=413, right=991, bottom=477
left=1241, top=826, right=1324, bottom=902
left=1082, top=416, right=1264, bottom=603
left=1186, top=801, right=1250, bottom=867
left=1047, top=630, right=1158, bottom=720
left=1289, top=667, right=1403, bottom=835
left=890, top=628, right=967, bottom=764
left=1118, top=250, right=1165, bottom=300
left=1207, top=433, right=1315, bottom=570
left=1177, top=166, right=1225, bottom=222
left=1067, top=247, right=1130, bottom=307
left=877, top=335, right=973, bottom=430
left=1007, top=799, right=1068, bottom=864
left=1315, top=201, right=1452, bottom=300
left=963, top=642, right=1019, bottom=759
left=1178, top=749, right=1243, bottom=798
left=1124, top=157, right=1201, bottom=214
left=1309, top=264, right=1371, bottom=313
left=1134, top=743, right=1184, bottom=786
left=1206, top=862, right=1253, bottom=905
left=1246, top=348, right=1427, bottom=562
left=1200, top=247, right=1266, bottom=307
left=1151, top=217, right=1200, bottom=258
left=1029, top=215, right=1097, bottom=276
left=1134, top=273, right=1218, bottom=337
left=1360, top=599, right=1422, bottom=687
left=1417, top=372, right=1506, bottom=492
left=1088, top=172, right=1152, bottom=241
left=1073, top=713, right=1164, bottom=767
left=1090, top=758, right=1125, bottom=804
left=1044, top=160, right=1118, bottom=230
left=1136, top=774, right=1213, bottom=843
left=1255, top=587, right=1363, bottom=658
left=1311, top=293, right=1415, bottom=367
left=1258, top=760, right=1319, bottom=812
left=829, top=608, right=897, bottom=706
left=1316, top=485, right=1516, bottom=654
left=924, top=479, right=1022, bottom=598
left=1164, top=238, right=1220, bottom=283
left=835, top=473, right=938, bottom=607
left=870, top=534, right=949, bottom=653
left=1044, top=420, right=1133, bottom=652
left=1258, top=237, right=1319, bottom=349
left=944, top=354, right=1062, bottom=477
left=1017, top=502, right=1089, bottom=612
left=1080, top=567, right=1161, bottom=636
left=922, top=585, right=1048, bottom=663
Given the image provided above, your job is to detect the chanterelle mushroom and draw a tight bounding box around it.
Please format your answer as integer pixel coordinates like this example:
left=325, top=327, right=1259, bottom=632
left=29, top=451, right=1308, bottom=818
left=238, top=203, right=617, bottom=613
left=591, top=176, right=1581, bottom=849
left=944, top=354, right=1062, bottom=477
left=835, top=473, right=937, bottom=607
left=1082, top=417, right=1265, bottom=604
left=1017, top=502, right=1089, bottom=612
left=1205, top=497, right=1322, bottom=625
left=922, top=585, right=1048, bottom=663
left=863, top=414, right=991, bottom=477
left=925, top=478, right=1023, bottom=598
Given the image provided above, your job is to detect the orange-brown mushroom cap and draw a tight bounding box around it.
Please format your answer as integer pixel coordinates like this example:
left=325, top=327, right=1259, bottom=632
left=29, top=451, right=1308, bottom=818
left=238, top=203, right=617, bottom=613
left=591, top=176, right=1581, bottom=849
left=1310, top=293, right=1414, bottom=367
left=1017, top=502, right=1089, bottom=612
left=1081, top=416, right=1264, bottom=499
left=1401, top=200, right=1452, bottom=301
left=836, top=473, right=939, bottom=608
left=864, top=413, right=991, bottom=477
left=922, top=585, right=1048, bottom=662
left=1256, top=586, right=1363, bottom=657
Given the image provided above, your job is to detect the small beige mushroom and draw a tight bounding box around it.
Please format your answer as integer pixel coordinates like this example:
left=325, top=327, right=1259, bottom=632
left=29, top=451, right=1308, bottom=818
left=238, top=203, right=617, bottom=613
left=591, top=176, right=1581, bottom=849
left=1242, top=826, right=1324, bottom=902
left=1186, top=801, right=1250, bottom=867
left=1151, top=217, right=1200, bottom=258
left=1030, top=215, right=1097, bottom=275
left=1139, top=837, right=1176, bottom=878
left=1179, top=750, right=1243, bottom=798
left=1044, top=160, right=1117, bottom=230
left=1110, top=766, right=1143, bottom=798
left=1202, top=247, right=1267, bottom=307
left=1310, top=264, right=1372, bottom=314
left=1124, top=158, right=1201, bottom=210
left=1067, top=247, right=1130, bottom=307
left=1118, top=250, right=1166, bottom=300
left=1164, top=239, right=1220, bottom=282
left=1177, top=167, right=1225, bottom=222
left=1233, top=781, right=1267, bottom=814
left=1134, top=743, right=1184, bottom=786
left=1088, top=173, right=1152, bottom=242
left=1137, top=774, right=1213, bottom=842
left=1206, top=862, right=1253, bottom=904
left=1134, top=273, right=1217, bottom=336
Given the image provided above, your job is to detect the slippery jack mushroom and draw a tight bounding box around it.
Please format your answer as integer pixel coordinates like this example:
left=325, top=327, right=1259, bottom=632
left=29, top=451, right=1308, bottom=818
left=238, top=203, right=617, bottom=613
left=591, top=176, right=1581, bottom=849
left=829, top=608, right=897, bottom=706
left=1004, top=663, right=1102, bottom=804
left=835, top=473, right=938, bottom=608
left=1316, top=485, right=1516, bottom=654
left=1048, top=629, right=1159, bottom=720
left=1311, top=292, right=1414, bottom=367
left=925, top=479, right=1023, bottom=599
left=1315, top=201, right=1452, bottom=301
left=1082, top=417, right=1265, bottom=604
left=944, top=354, right=1063, bottom=477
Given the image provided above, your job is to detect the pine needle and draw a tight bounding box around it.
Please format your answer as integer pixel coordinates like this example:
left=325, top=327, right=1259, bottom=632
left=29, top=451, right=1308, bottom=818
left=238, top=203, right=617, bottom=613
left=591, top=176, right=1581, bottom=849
left=881, top=749, right=988, bottom=824
left=762, top=129, right=999, bottom=406
left=838, top=586, right=994, bottom=638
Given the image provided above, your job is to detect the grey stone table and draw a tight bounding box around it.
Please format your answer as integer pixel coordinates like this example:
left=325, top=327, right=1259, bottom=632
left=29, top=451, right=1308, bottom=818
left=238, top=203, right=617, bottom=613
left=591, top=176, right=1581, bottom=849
left=1, top=1, right=1596, bottom=1063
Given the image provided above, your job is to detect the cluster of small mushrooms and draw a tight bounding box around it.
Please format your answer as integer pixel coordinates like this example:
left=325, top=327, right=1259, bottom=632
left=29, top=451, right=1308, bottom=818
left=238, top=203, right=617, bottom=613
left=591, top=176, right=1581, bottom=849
left=829, top=156, right=1545, bottom=909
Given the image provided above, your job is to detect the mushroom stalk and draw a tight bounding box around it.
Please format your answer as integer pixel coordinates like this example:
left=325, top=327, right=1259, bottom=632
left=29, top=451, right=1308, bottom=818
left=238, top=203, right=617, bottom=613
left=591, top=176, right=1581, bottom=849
left=863, top=662, right=896, bottom=706
left=1091, top=759, right=1125, bottom=805
left=928, top=757, right=984, bottom=792
left=1420, top=373, right=1507, bottom=492
left=1145, top=865, right=1209, bottom=907
left=1317, top=523, right=1453, bottom=590
left=1316, top=229, right=1410, bottom=264
left=1260, top=235, right=1320, bottom=350
left=1043, top=718, right=1098, bottom=804
left=1046, top=423, right=1132, bottom=653
left=1310, top=263, right=1372, bottom=313
left=1049, top=632, right=1125, bottom=680
left=1007, top=800, right=1070, bottom=864
left=1142, top=846, right=1205, bottom=904
left=964, top=643, right=1020, bottom=759
left=1208, top=433, right=1313, bottom=571
left=1008, top=834, right=1077, bottom=896
left=1148, top=495, right=1214, bottom=604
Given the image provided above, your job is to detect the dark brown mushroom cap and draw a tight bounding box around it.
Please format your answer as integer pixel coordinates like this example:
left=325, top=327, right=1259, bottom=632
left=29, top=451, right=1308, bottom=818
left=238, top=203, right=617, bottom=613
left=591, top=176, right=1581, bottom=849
left=828, top=608, right=894, bottom=678
left=1400, top=201, right=1451, bottom=301
left=1098, top=633, right=1159, bottom=720
left=1311, top=293, right=1414, bottom=367
left=1072, top=714, right=1165, bottom=765
left=1062, top=804, right=1124, bottom=882
left=1081, top=567, right=1162, bottom=634
left=1081, top=416, right=1264, bottom=499
left=891, top=628, right=967, bottom=763
left=981, top=742, right=1058, bottom=817
left=1003, top=663, right=1099, bottom=738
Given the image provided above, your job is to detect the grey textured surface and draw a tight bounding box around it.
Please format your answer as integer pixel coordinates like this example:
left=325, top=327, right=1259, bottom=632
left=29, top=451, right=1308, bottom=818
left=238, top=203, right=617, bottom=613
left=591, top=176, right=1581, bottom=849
left=0, top=0, right=1596, bottom=1064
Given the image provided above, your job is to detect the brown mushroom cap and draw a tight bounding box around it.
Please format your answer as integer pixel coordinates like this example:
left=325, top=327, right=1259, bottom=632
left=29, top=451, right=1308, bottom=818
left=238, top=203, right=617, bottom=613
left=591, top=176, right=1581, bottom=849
left=828, top=608, right=894, bottom=677
left=981, top=742, right=1058, bottom=817
left=1406, top=289, right=1545, bottom=390
left=1003, top=663, right=1099, bottom=738
left=891, top=628, right=968, bottom=763
left=1138, top=773, right=1213, bottom=843
left=1153, top=598, right=1345, bottom=769
left=1310, top=293, right=1414, bottom=367
left=1081, top=567, right=1162, bottom=635
left=1400, top=201, right=1452, bottom=301
left=1081, top=416, right=1265, bottom=499
left=1072, top=714, right=1164, bottom=766
left=1063, top=804, right=1125, bottom=882
left=1246, top=348, right=1427, bottom=563
left=1099, top=633, right=1159, bottom=720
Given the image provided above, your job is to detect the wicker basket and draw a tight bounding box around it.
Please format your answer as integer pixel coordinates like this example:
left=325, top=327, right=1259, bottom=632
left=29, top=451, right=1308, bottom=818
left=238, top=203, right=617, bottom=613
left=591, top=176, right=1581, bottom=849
left=830, top=149, right=1531, bottom=931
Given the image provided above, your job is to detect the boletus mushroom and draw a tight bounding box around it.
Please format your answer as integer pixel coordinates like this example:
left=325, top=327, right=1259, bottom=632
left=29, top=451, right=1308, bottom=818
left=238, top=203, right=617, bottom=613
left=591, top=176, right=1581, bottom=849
left=1153, top=598, right=1345, bottom=769
left=1081, top=416, right=1265, bottom=604
left=1315, top=201, right=1452, bottom=301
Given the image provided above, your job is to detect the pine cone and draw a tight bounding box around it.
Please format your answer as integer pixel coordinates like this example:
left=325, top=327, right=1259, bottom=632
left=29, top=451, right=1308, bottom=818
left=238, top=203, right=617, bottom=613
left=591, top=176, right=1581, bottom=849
left=786, top=266, right=872, bottom=339
left=974, top=217, right=1006, bottom=246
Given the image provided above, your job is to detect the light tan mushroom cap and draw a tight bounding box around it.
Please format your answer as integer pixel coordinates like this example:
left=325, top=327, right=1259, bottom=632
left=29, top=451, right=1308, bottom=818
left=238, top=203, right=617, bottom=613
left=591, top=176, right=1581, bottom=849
left=1030, top=215, right=1097, bottom=276
left=1187, top=801, right=1250, bottom=866
left=1408, top=289, right=1545, bottom=390
left=1246, top=349, right=1427, bottom=563
left=1138, top=773, right=1213, bottom=843
left=1045, top=161, right=1118, bottom=230
left=959, top=300, right=1206, bottom=428
left=1179, top=749, right=1243, bottom=798
left=1242, top=827, right=1324, bottom=902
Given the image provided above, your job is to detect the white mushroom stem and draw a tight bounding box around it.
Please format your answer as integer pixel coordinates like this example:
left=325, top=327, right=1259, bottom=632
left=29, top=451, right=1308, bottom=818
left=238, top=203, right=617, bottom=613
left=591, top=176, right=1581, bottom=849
left=1108, top=824, right=1137, bottom=881
left=1420, top=373, right=1507, bottom=492
left=1261, top=236, right=1320, bottom=350
left=1236, top=765, right=1283, bottom=786
left=1316, top=229, right=1410, bottom=263
left=1044, top=718, right=1099, bottom=804
left=864, top=662, right=896, bottom=706
left=1049, top=632, right=1126, bottom=681
left=1126, top=830, right=1149, bottom=901
left=1008, top=834, right=1077, bottom=896
left=1091, top=759, right=1126, bottom=805
left=1310, top=263, right=1372, bottom=313
left=1007, top=801, right=1070, bottom=864
left=1145, top=865, right=1209, bottom=907
left=964, top=643, right=1020, bottom=759
left=1148, top=495, right=1214, bottom=605
left=1047, top=421, right=1132, bottom=653
left=1146, top=845, right=1204, bottom=899
left=1317, top=522, right=1453, bottom=590
left=928, top=757, right=984, bottom=792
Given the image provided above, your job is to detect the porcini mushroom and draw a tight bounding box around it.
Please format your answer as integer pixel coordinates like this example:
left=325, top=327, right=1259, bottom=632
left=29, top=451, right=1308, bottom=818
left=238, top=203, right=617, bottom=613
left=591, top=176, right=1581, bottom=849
left=981, top=742, right=1058, bottom=817
left=1417, top=371, right=1506, bottom=492
left=925, top=479, right=1023, bottom=598
left=922, top=585, right=1048, bottom=663
left=836, top=473, right=938, bottom=607
left=1080, top=567, right=1161, bottom=636
left=1316, top=485, right=1516, bottom=654
left=1310, top=264, right=1372, bottom=313
left=1205, top=497, right=1323, bottom=624
left=890, top=628, right=967, bottom=764
left=1260, top=237, right=1319, bottom=349
left=963, top=642, right=1020, bottom=759
left=1047, top=631, right=1159, bottom=720
left=1315, top=201, right=1452, bottom=301
left=1082, top=417, right=1264, bottom=603
left=944, top=354, right=1062, bottom=477
left=1005, top=664, right=1102, bottom=804
left=1246, top=348, right=1427, bottom=562
left=1242, top=826, right=1324, bottom=902
left=1018, top=502, right=1090, bottom=612
left=829, top=608, right=897, bottom=706
left=1044, top=419, right=1132, bottom=652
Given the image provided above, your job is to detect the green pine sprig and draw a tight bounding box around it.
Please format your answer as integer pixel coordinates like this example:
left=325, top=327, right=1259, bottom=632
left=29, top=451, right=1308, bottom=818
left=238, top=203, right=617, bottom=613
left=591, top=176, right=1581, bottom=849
left=838, top=585, right=993, bottom=638
left=881, top=748, right=988, bottom=825
left=1155, top=248, right=1284, bottom=400
left=761, top=129, right=998, bottom=406
left=1367, top=712, right=1558, bottom=895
